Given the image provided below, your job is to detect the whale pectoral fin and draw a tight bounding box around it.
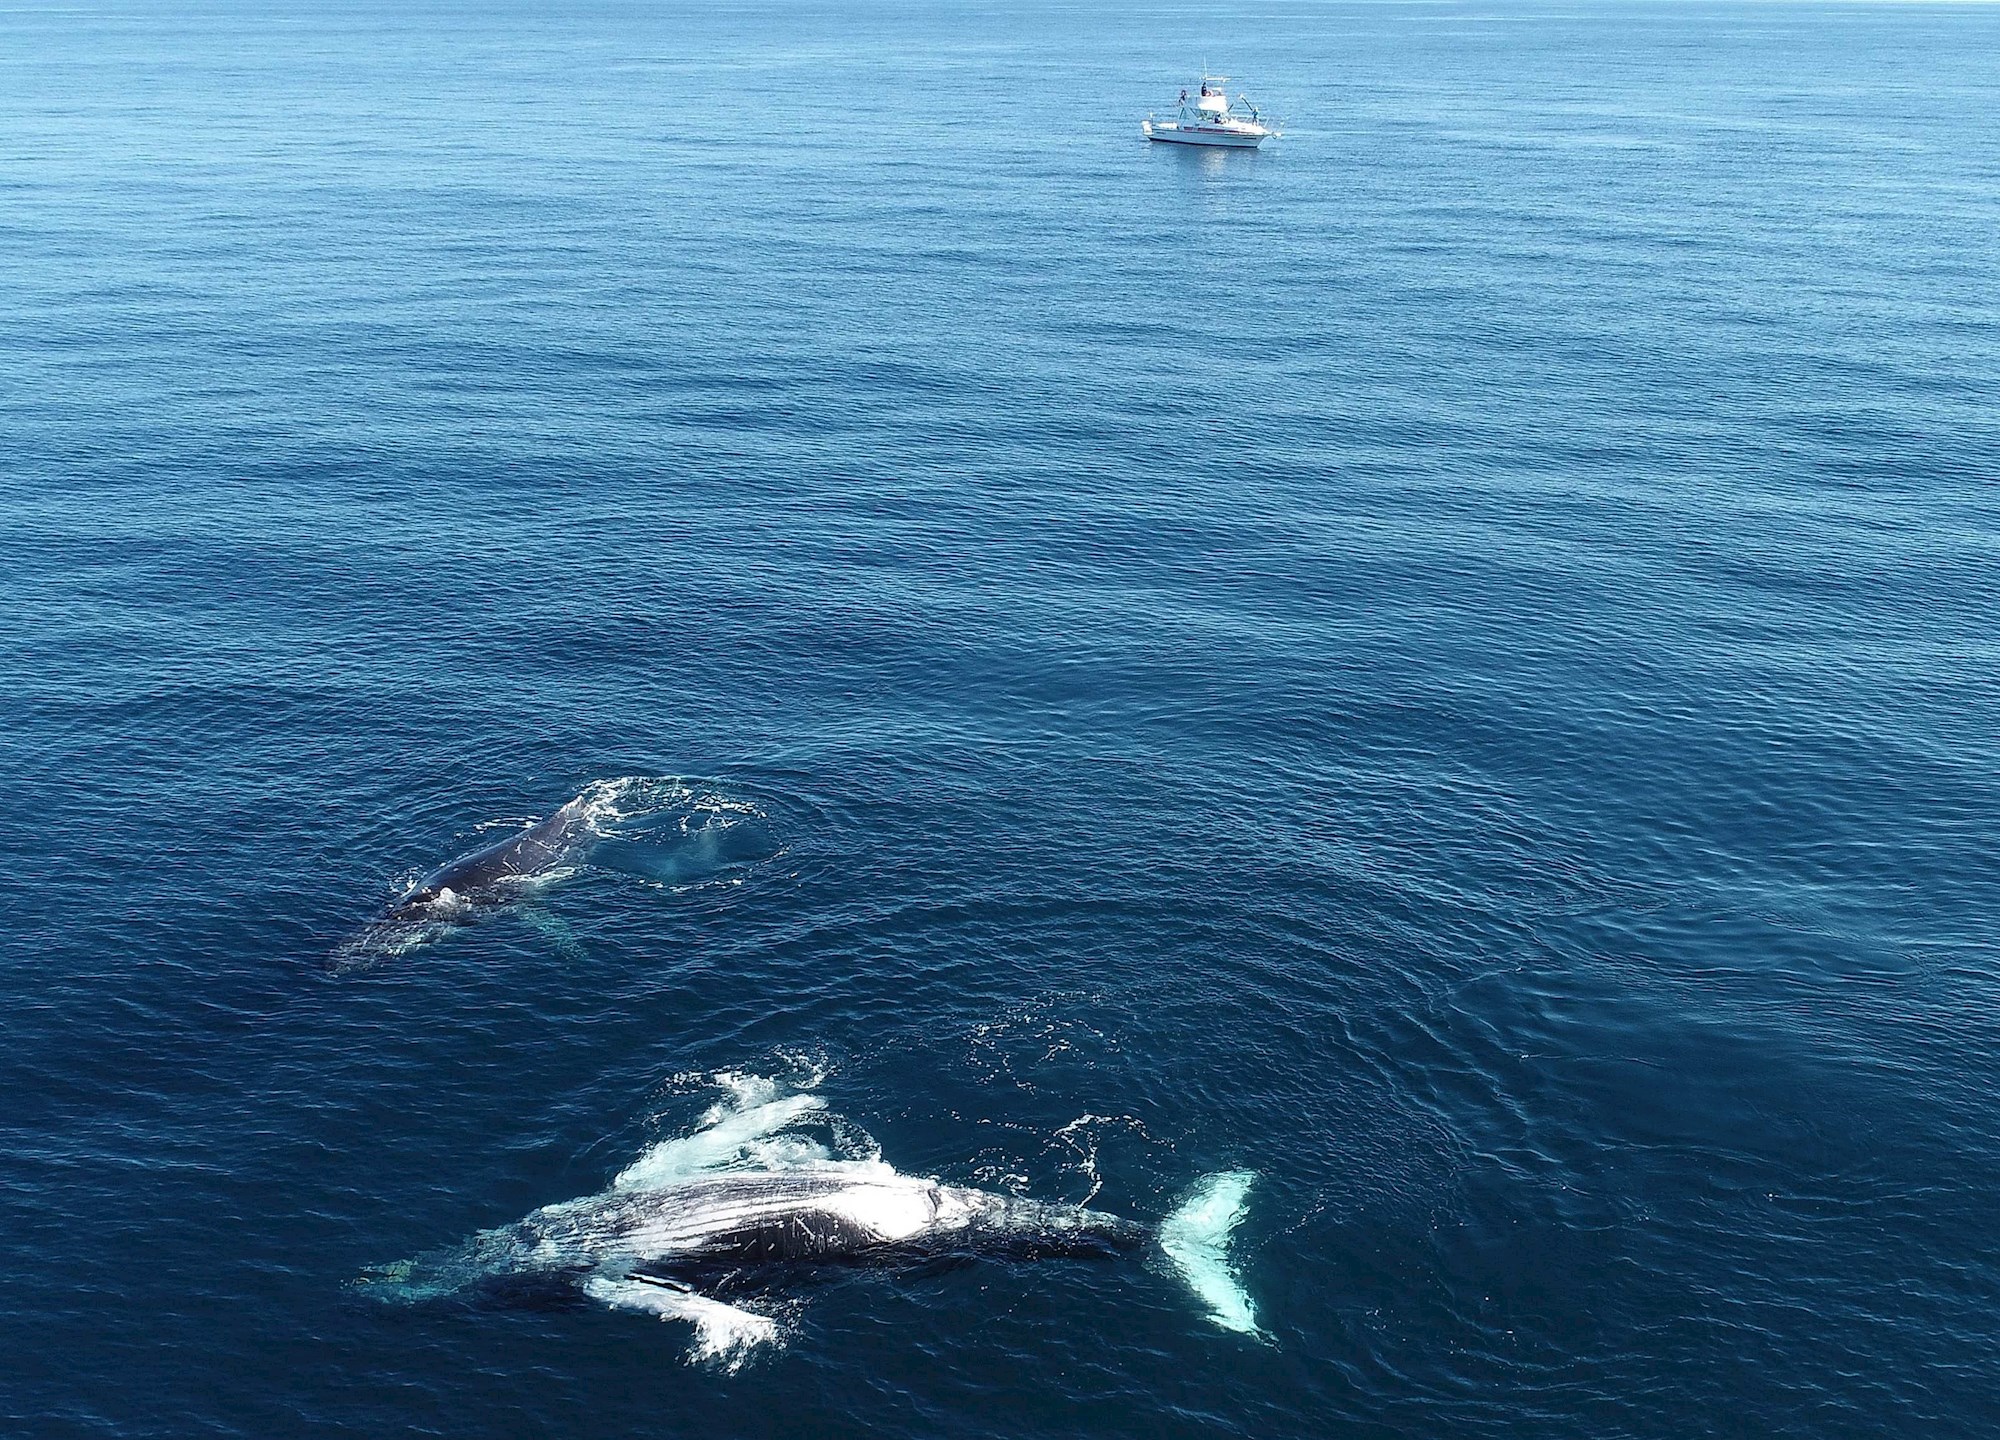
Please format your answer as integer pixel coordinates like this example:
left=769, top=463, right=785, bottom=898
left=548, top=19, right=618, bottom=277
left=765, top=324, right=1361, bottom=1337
left=582, top=1274, right=781, bottom=1370
left=518, top=905, right=588, bottom=964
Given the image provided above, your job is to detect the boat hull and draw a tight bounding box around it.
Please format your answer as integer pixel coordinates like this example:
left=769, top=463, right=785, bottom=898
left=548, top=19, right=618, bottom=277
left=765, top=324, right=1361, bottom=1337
left=1142, top=121, right=1268, bottom=149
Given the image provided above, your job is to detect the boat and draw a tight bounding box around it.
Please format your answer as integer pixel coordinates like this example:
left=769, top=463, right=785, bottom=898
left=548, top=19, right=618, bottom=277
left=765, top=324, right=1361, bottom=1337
left=1142, top=76, right=1279, bottom=148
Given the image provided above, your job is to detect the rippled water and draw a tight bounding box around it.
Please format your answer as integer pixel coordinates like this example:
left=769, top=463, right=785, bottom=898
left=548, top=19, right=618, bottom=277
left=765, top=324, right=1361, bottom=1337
left=4, top=2, right=1997, bottom=1436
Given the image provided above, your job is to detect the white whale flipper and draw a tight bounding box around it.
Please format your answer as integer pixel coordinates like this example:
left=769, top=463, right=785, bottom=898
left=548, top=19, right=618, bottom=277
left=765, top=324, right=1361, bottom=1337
left=582, top=1274, right=781, bottom=1370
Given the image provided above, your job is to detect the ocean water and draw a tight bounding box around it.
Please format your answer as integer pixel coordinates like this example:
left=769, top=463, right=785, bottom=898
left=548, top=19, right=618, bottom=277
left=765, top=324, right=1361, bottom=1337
left=3, top=0, right=1997, bottom=1434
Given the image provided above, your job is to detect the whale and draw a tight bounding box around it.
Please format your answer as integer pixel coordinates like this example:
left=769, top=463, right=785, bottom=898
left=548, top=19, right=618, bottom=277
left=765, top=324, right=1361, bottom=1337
left=357, top=1076, right=1263, bottom=1367
left=385, top=794, right=595, bottom=923
left=330, top=792, right=603, bottom=967
left=336, top=779, right=783, bottom=968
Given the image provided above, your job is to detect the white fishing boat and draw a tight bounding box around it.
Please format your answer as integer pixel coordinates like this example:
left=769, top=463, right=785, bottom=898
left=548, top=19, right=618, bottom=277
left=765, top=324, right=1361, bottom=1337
left=1142, top=76, right=1278, bottom=148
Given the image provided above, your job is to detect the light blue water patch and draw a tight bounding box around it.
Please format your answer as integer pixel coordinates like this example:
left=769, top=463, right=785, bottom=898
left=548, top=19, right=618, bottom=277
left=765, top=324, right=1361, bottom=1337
left=585, top=780, right=781, bottom=890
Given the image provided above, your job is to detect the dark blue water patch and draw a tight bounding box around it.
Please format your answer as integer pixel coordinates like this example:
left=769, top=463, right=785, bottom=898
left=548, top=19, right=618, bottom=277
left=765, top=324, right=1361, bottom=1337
left=4, top=0, right=2000, bottom=1435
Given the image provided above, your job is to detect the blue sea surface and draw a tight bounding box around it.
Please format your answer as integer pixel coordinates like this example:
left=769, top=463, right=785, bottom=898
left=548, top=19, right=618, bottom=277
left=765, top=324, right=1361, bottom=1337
left=3, top=1, right=1998, bottom=1434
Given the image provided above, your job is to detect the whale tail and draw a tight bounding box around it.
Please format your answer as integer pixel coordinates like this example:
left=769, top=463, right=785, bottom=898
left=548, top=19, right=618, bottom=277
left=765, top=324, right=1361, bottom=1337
left=1158, top=1170, right=1265, bottom=1339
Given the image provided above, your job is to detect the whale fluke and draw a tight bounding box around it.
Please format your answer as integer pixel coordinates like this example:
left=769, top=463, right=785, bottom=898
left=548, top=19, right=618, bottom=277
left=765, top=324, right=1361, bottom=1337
left=1158, top=1169, right=1263, bottom=1338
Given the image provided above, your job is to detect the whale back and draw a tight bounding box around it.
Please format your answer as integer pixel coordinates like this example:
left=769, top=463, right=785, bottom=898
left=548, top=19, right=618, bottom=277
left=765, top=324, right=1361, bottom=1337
left=948, top=1189, right=1150, bottom=1259
left=391, top=798, right=591, bottom=918
left=530, top=1172, right=947, bottom=1266
left=513, top=1170, right=1147, bottom=1278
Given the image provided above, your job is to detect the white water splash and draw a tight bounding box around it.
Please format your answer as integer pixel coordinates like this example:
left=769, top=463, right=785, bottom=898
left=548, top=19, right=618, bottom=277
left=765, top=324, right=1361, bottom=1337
left=583, top=776, right=779, bottom=890
left=1052, top=1113, right=1157, bottom=1205
left=613, top=1067, right=885, bottom=1191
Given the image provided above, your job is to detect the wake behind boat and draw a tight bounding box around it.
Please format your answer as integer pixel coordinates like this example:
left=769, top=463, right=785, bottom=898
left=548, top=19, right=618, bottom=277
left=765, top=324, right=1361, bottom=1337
left=1143, top=75, right=1279, bottom=148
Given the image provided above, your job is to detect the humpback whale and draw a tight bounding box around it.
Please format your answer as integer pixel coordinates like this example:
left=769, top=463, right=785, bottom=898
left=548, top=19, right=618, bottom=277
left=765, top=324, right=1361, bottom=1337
left=386, top=795, right=595, bottom=922
left=336, top=778, right=779, bottom=966
left=331, top=792, right=602, bottom=966
left=358, top=1076, right=1263, bottom=1367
